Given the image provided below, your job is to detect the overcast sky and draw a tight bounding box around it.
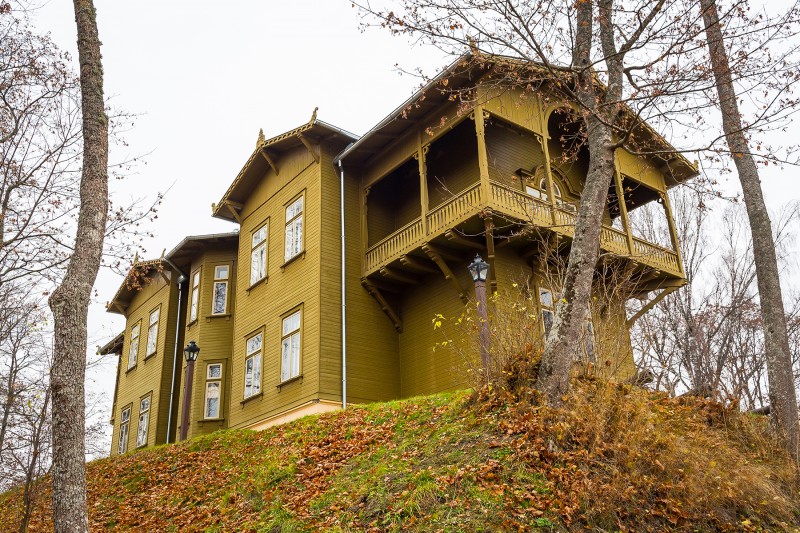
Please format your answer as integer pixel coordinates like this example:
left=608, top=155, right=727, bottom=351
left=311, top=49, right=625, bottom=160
left=25, top=1, right=800, bottom=434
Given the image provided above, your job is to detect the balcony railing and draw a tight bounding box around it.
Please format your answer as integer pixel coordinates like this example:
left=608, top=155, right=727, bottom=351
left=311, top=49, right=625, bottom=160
left=364, top=179, right=682, bottom=277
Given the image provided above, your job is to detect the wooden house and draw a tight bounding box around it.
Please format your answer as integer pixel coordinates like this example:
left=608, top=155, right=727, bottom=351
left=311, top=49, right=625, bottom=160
left=103, top=56, right=696, bottom=454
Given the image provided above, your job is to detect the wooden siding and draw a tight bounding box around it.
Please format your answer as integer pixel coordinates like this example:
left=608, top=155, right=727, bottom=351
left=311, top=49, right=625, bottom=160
left=426, top=119, right=481, bottom=208
left=229, top=144, right=323, bottom=429
left=345, top=169, right=401, bottom=403
left=110, top=270, right=181, bottom=454
left=176, top=246, right=238, bottom=440
left=484, top=119, right=545, bottom=190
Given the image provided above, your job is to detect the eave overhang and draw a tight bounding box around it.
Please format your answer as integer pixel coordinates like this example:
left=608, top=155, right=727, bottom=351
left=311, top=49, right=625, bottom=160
left=334, top=52, right=698, bottom=185
left=213, top=119, right=358, bottom=222
left=98, top=331, right=124, bottom=356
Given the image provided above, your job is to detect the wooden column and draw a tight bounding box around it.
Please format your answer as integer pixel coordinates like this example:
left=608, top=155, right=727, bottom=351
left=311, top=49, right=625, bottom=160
left=417, top=130, right=429, bottom=235
left=474, top=105, right=491, bottom=205
left=361, top=187, right=369, bottom=275
left=660, top=190, right=685, bottom=276
left=612, top=155, right=635, bottom=254
left=537, top=131, right=559, bottom=226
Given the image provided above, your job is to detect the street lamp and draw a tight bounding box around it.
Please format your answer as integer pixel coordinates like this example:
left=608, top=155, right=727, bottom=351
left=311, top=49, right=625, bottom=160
left=180, top=341, right=200, bottom=441
left=467, top=254, right=491, bottom=377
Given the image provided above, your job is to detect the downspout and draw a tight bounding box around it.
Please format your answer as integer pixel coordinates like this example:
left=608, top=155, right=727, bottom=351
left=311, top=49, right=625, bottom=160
left=164, top=257, right=186, bottom=444
left=338, top=158, right=348, bottom=410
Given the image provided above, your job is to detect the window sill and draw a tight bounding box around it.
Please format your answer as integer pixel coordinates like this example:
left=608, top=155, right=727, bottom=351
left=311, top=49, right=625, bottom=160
left=280, top=251, right=305, bottom=271
left=125, top=365, right=137, bottom=374
left=205, top=313, right=232, bottom=320
left=144, top=352, right=157, bottom=361
left=246, top=276, right=268, bottom=293
left=277, top=374, right=303, bottom=390
left=198, top=417, right=225, bottom=423
left=187, top=319, right=198, bottom=328
left=240, top=392, right=263, bottom=406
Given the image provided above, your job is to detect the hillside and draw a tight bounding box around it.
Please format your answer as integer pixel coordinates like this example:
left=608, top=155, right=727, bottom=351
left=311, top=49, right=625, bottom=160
left=2, top=382, right=799, bottom=532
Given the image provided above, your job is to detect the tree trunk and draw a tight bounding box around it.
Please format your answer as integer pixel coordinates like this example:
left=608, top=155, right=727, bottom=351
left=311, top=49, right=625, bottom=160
left=47, top=1, right=108, bottom=531
left=700, top=0, right=799, bottom=459
left=536, top=0, right=619, bottom=405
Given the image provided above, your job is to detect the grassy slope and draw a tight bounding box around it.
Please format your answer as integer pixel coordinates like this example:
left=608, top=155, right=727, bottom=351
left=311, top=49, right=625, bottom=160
left=2, top=383, right=799, bottom=532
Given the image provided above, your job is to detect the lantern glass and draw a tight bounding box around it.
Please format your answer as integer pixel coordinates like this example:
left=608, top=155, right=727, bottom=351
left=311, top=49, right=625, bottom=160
left=183, top=341, right=200, bottom=362
left=467, top=254, right=489, bottom=282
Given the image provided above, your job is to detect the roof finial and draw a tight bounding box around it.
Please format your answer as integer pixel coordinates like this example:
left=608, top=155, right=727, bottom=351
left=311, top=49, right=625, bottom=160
left=309, top=107, right=318, bottom=124
left=257, top=128, right=265, bottom=147
left=133, top=251, right=139, bottom=264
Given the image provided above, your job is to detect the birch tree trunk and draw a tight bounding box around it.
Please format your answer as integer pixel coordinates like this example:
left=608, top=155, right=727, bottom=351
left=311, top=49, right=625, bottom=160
left=536, top=0, right=619, bottom=404
left=47, top=1, right=108, bottom=531
left=700, top=0, right=799, bottom=459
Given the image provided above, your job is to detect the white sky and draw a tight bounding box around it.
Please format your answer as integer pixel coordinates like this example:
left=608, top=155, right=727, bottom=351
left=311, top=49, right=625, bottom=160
left=25, top=1, right=800, bottom=433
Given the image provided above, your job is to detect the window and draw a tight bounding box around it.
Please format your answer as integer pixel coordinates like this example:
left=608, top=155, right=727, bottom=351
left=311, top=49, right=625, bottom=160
left=127, top=323, right=140, bottom=370
left=285, top=196, right=303, bottom=262
left=118, top=406, right=131, bottom=454
left=581, top=315, right=597, bottom=363
left=526, top=175, right=576, bottom=212
left=244, top=333, right=262, bottom=399
left=281, top=310, right=301, bottom=382
left=189, top=270, right=200, bottom=322
left=205, top=363, right=223, bottom=418
left=539, top=288, right=555, bottom=337
left=212, top=265, right=229, bottom=315
left=146, top=307, right=160, bottom=357
left=136, top=396, right=150, bottom=448
left=250, top=224, right=267, bottom=285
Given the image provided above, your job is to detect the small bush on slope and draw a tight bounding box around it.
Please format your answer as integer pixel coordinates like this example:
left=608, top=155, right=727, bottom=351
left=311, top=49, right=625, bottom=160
left=1, top=382, right=798, bottom=532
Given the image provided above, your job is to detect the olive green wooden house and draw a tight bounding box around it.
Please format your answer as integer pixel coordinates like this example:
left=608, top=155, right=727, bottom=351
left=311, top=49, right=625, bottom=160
left=103, top=55, right=696, bottom=455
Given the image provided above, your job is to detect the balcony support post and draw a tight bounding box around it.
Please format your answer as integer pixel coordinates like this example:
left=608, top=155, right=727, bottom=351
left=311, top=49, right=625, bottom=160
left=474, top=106, right=491, bottom=205
left=612, top=157, right=635, bottom=255
left=483, top=212, right=497, bottom=291
left=423, top=244, right=469, bottom=303
left=660, top=190, right=685, bottom=277
left=536, top=132, right=559, bottom=226
left=417, top=130, right=430, bottom=235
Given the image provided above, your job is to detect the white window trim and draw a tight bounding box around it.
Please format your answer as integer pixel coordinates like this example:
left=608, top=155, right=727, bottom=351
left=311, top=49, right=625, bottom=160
left=204, top=363, right=223, bottom=419
left=244, top=333, right=263, bottom=399
left=280, top=309, right=302, bottom=383
left=127, top=322, right=140, bottom=370
left=145, top=307, right=160, bottom=357
left=250, top=223, right=268, bottom=286
left=189, top=270, right=201, bottom=323
left=284, top=195, right=304, bottom=263
left=136, top=395, right=151, bottom=448
left=118, top=406, right=131, bottom=454
left=212, top=265, right=230, bottom=315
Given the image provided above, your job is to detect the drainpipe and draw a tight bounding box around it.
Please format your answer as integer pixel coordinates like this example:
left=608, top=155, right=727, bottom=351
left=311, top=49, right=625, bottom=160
left=338, top=159, right=348, bottom=410
left=164, top=257, right=186, bottom=444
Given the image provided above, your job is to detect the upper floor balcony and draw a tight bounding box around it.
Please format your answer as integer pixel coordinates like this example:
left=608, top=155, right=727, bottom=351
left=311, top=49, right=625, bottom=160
left=360, top=109, right=685, bottom=286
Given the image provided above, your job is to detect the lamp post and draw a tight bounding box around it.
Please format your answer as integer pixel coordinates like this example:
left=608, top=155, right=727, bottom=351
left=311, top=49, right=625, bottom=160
left=180, top=341, right=200, bottom=441
left=467, top=254, right=491, bottom=376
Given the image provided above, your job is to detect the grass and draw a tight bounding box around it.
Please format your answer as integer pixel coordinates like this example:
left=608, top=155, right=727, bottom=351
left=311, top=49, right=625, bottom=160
left=2, top=383, right=799, bottom=532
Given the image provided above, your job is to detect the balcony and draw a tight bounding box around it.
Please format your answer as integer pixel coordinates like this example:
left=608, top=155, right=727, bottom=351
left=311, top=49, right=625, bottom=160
left=364, top=180, right=682, bottom=278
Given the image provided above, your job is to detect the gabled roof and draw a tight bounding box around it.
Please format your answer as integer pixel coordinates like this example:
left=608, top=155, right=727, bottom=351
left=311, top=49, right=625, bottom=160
left=106, top=232, right=240, bottom=316
left=106, top=258, right=165, bottom=315
left=335, top=53, right=698, bottom=187
left=165, top=231, right=239, bottom=273
left=97, top=331, right=124, bottom=355
left=212, top=118, right=358, bottom=222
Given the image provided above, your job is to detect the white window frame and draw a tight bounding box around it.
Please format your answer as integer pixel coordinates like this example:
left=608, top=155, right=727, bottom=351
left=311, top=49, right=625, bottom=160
left=280, top=309, right=302, bottom=382
left=118, top=405, right=131, bottom=454
left=145, top=307, right=160, bottom=357
left=284, top=195, right=304, bottom=262
left=212, top=265, right=230, bottom=315
left=127, top=322, right=140, bottom=370
left=189, top=270, right=200, bottom=323
left=250, top=223, right=268, bottom=285
left=136, top=395, right=151, bottom=448
left=204, top=363, right=223, bottom=419
left=244, top=333, right=262, bottom=399
left=539, top=287, right=555, bottom=337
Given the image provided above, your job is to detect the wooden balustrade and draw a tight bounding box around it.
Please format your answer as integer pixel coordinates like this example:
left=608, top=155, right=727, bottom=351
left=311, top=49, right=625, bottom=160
left=364, top=179, right=682, bottom=278
left=427, top=183, right=482, bottom=235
